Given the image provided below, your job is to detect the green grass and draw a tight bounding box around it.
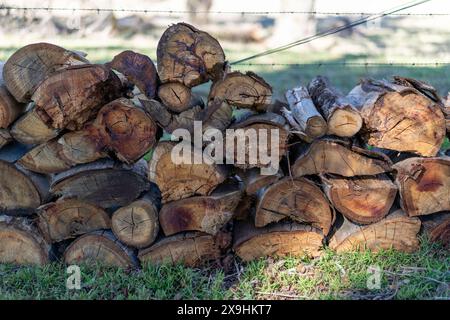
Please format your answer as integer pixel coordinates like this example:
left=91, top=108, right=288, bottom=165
left=1, top=238, right=448, bottom=300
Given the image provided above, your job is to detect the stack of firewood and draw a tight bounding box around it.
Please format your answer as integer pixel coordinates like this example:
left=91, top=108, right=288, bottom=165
left=0, top=23, right=448, bottom=268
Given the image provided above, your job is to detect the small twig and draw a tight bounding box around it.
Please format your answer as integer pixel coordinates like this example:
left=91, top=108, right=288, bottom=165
left=256, top=291, right=309, bottom=299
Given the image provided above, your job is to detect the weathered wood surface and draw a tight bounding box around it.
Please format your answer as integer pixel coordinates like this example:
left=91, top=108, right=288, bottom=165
left=421, top=212, right=449, bottom=248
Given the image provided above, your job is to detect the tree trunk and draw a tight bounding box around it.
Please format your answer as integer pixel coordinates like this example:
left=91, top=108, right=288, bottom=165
left=321, top=174, right=397, bottom=224
left=393, top=157, right=450, bottom=217
left=348, top=77, right=445, bottom=157
left=0, top=129, right=12, bottom=149
left=329, top=209, right=421, bottom=253
left=37, top=199, right=111, bottom=242
left=307, top=76, right=362, bottom=137
left=209, top=71, right=272, bottom=111
left=148, top=141, right=228, bottom=203
left=2, top=43, right=88, bottom=103
left=0, top=85, right=25, bottom=128
left=50, top=159, right=149, bottom=209
left=284, top=86, right=327, bottom=140
left=420, top=212, right=449, bottom=248
left=64, top=230, right=138, bottom=268
left=0, top=215, right=51, bottom=265
left=233, top=219, right=323, bottom=262
left=291, top=138, right=392, bottom=177
left=255, top=177, right=334, bottom=235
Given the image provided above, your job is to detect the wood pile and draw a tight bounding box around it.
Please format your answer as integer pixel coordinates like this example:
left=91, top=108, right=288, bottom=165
left=0, top=23, right=448, bottom=267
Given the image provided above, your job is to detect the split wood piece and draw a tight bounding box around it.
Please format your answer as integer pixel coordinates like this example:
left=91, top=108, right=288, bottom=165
left=138, top=231, right=228, bottom=267
left=233, top=219, right=324, bottom=262
left=2, top=43, right=88, bottom=102
left=159, top=182, right=242, bottom=236
left=255, top=177, right=334, bottom=235
left=291, top=138, right=392, bottom=177
left=227, top=112, right=289, bottom=172
left=329, top=210, right=421, bottom=253
left=64, top=230, right=138, bottom=268
left=111, top=192, right=160, bottom=249
left=0, top=215, right=51, bottom=265
left=321, top=174, right=397, bottom=224
left=307, top=76, right=362, bottom=137
left=208, top=71, right=272, bottom=111
left=50, top=159, right=149, bottom=209
left=0, top=85, right=25, bottom=128
left=10, top=106, right=60, bottom=145
left=37, top=199, right=111, bottom=242
left=393, top=157, right=450, bottom=217
left=284, top=86, right=327, bottom=141
left=237, top=167, right=283, bottom=195
left=421, top=212, right=450, bottom=248
left=107, top=50, right=158, bottom=99
left=0, top=129, right=12, bottom=149
left=347, top=78, right=445, bottom=157
left=32, top=64, right=123, bottom=130
left=148, top=141, right=228, bottom=203
left=157, top=23, right=225, bottom=87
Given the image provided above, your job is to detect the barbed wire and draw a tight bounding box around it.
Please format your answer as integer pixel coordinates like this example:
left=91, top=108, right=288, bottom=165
left=0, top=5, right=449, bottom=16
left=235, top=62, right=450, bottom=67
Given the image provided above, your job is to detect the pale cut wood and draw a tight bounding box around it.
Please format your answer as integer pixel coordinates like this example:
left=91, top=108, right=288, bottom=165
left=421, top=212, right=449, bottom=248
left=321, top=174, right=397, bottom=224
left=0, top=129, right=12, bottom=149
left=329, top=210, right=421, bottom=253
left=0, top=85, right=25, bottom=128
left=3, top=43, right=88, bottom=102
left=233, top=219, right=323, bottom=261
left=64, top=230, right=138, bottom=268
left=291, top=138, right=392, bottom=177
left=37, top=199, right=111, bottom=242
left=0, top=215, right=51, bottom=265
left=393, top=157, right=450, bottom=217
left=308, top=76, right=362, bottom=137
left=255, top=177, right=334, bottom=235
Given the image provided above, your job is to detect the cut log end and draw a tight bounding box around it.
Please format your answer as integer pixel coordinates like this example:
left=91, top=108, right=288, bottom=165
left=157, top=82, right=192, bottom=113
left=326, top=107, right=363, bottom=137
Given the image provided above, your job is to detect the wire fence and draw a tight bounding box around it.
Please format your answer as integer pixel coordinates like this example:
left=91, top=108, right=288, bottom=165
left=235, top=62, right=450, bottom=67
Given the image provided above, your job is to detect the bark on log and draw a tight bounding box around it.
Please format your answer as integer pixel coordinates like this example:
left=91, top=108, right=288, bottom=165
left=307, top=76, right=362, bottom=137
left=0, top=129, right=12, bottom=149
left=321, top=174, right=397, bottom=225
left=348, top=77, right=445, bottom=157
left=64, top=230, right=138, bottom=268
left=209, top=71, right=272, bottom=111
left=329, top=209, right=421, bottom=253
left=148, top=141, right=228, bottom=203
left=50, top=159, right=149, bottom=209
left=2, top=43, right=88, bottom=102
left=0, top=85, right=25, bottom=128
left=233, top=219, right=323, bottom=261
left=32, top=64, right=123, bottom=130
left=107, top=50, right=158, bottom=99
left=0, top=215, right=51, bottom=265
left=255, top=177, right=334, bottom=235
left=291, top=138, right=392, bottom=177
left=284, top=86, right=327, bottom=140
left=420, top=212, right=450, bottom=248
left=157, top=23, right=225, bottom=87
left=37, top=199, right=111, bottom=242
left=393, top=157, right=450, bottom=217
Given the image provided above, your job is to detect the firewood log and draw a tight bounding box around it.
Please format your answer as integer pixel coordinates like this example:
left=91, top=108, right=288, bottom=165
left=291, top=138, right=392, bottom=177
left=32, top=64, right=123, bottom=130
left=348, top=77, right=446, bottom=157
left=157, top=82, right=193, bottom=113
left=443, top=93, right=450, bottom=135
left=283, top=86, right=327, bottom=141
left=329, top=209, right=421, bottom=253
left=209, top=71, right=272, bottom=111
left=233, top=219, right=324, bottom=261
left=0, top=215, right=51, bottom=265
left=157, top=23, right=225, bottom=87
left=64, top=230, right=139, bottom=268
left=2, top=43, right=88, bottom=102
left=50, top=159, right=149, bottom=209
left=10, top=106, right=60, bottom=144
left=18, top=98, right=159, bottom=173
left=237, top=167, right=283, bottom=196
left=307, top=76, right=362, bottom=137
left=255, top=177, right=335, bottom=235
left=0, top=129, right=12, bottom=149
left=393, top=157, right=450, bottom=217
left=148, top=141, right=228, bottom=203
left=420, top=212, right=449, bottom=248
left=107, top=50, right=158, bottom=99
left=111, top=189, right=160, bottom=249
left=321, top=174, right=397, bottom=224
left=159, top=181, right=242, bottom=236
left=37, top=199, right=111, bottom=242
left=0, top=84, right=25, bottom=128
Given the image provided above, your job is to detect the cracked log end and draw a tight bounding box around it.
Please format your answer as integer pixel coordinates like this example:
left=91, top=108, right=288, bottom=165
left=0, top=85, right=25, bottom=128
left=10, top=107, right=59, bottom=145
